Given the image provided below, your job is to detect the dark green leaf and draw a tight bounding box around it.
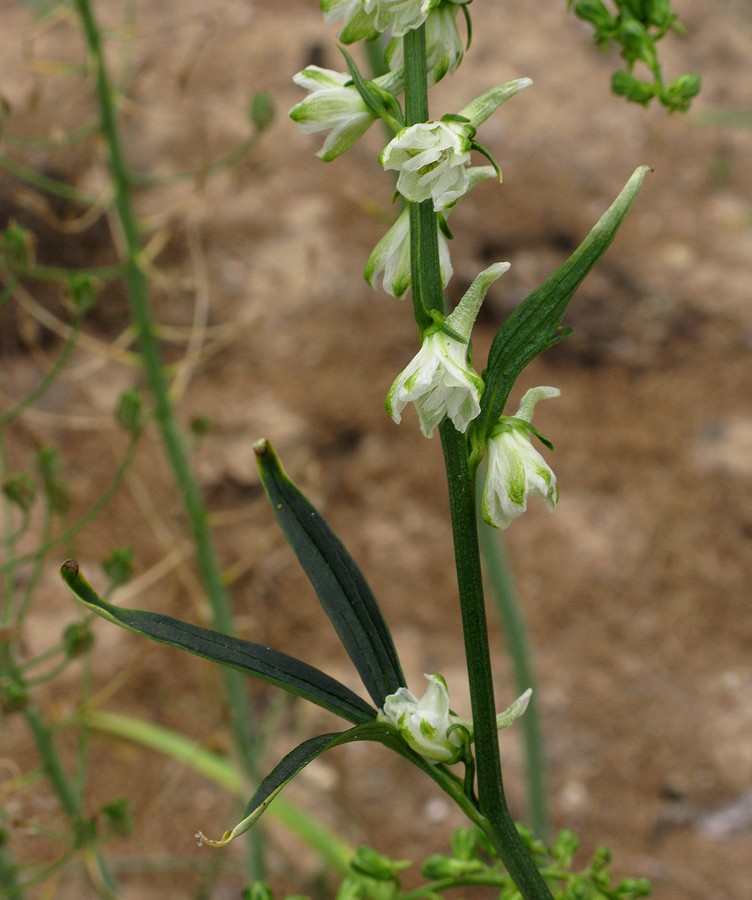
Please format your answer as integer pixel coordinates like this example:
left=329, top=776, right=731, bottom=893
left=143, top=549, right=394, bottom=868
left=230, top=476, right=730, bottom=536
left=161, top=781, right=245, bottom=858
left=472, top=166, right=649, bottom=462
left=60, top=560, right=375, bottom=725
left=254, top=440, right=405, bottom=707
left=197, top=721, right=418, bottom=847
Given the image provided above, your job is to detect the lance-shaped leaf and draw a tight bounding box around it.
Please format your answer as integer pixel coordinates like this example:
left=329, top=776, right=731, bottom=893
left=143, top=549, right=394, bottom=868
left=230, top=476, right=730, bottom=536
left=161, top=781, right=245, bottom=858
left=196, top=720, right=451, bottom=847
left=254, top=439, right=405, bottom=707
left=471, top=166, right=650, bottom=462
left=60, top=560, right=376, bottom=725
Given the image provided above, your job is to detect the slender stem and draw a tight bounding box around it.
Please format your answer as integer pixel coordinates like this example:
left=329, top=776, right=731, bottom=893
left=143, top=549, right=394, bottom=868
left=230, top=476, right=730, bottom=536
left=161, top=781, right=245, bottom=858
left=73, top=0, right=263, bottom=876
left=25, top=704, right=79, bottom=816
left=0, top=153, right=99, bottom=205
left=0, top=434, right=139, bottom=576
left=478, top=510, right=549, bottom=841
left=440, top=425, right=552, bottom=898
left=401, top=22, right=553, bottom=899
left=24, top=704, right=120, bottom=896
left=403, top=28, right=442, bottom=331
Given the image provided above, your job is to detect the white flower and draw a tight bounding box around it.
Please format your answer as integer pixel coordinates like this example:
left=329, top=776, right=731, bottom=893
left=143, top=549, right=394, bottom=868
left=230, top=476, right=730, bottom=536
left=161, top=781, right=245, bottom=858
left=386, top=3, right=465, bottom=84
left=378, top=674, right=465, bottom=763
left=379, top=80, right=532, bottom=209
left=364, top=206, right=452, bottom=299
left=290, top=67, right=401, bottom=161
left=482, top=386, right=560, bottom=530
left=320, top=0, right=379, bottom=43
left=385, top=263, right=509, bottom=436
left=289, top=67, right=373, bottom=161
left=380, top=120, right=473, bottom=210
left=378, top=674, right=532, bottom=764
left=364, top=0, right=438, bottom=37
left=365, top=167, right=496, bottom=299
left=385, top=327, right=482, bottom=436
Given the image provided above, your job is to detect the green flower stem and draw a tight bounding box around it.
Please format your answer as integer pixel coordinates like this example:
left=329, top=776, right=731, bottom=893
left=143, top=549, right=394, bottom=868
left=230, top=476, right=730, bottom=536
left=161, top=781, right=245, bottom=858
left=440, top=424, right=552, bottom=898
left=403, top=28, right=442, bottom=331
left=0, top=844, right=23, bottom=900
left=73, top=0, right=263, bottom=876
left=478, top=510, right=548, bottom=841
left=401, top=22, right=552, bottom=899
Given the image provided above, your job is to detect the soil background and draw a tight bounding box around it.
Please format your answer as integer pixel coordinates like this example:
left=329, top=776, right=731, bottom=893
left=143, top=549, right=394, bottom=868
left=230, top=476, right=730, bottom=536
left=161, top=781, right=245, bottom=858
left=1, top=1, right=751, bottom=898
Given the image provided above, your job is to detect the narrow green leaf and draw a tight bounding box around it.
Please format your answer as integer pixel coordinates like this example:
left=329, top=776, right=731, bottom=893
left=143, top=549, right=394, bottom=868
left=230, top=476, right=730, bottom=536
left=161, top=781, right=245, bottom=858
left=253, top=440, right=405, bottom=708
left=197, top=718, right=493, bottom=851
left=84, top=709, right=356, bottom=872
left=197, top=722, right=416, bottom=847
left=60, top=560, right=376, bottom=725
left=473, top=166, right=650, bottom=460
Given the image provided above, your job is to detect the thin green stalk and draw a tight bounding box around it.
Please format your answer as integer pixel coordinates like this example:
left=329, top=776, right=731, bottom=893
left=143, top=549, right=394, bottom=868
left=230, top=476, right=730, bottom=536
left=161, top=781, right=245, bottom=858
left=0, top=433, right=138, bottom=576
left=23, top=704, right=119, bottom=897
left=478, top=511, right=548, bottom=841
left=0, top=844, right=24, bottom=900
left=0, top=154, right=99, bottom=206
left=401, top=24, right=553, bottom=899
left=0, top=313, right=84, bottom=427
left=3, top=422, right=116, bottom=896
left=24, top=704, right=79, bottom=817
left=440, top=425, right=552, bottom=898
left=403, top=27, right=442, bottom=331
left=73, top=0, right=263, bottom=877
left=27, top=263, right=125, bottom=282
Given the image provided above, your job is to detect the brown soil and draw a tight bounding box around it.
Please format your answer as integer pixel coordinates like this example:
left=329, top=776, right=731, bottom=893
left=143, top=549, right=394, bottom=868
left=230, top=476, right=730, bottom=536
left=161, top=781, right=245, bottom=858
left=1, top=1, right=751, bottom=898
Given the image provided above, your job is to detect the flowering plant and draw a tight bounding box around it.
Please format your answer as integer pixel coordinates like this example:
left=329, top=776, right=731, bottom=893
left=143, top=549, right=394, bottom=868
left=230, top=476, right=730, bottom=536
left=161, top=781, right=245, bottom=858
left=58, top=0, right=699, bottom=896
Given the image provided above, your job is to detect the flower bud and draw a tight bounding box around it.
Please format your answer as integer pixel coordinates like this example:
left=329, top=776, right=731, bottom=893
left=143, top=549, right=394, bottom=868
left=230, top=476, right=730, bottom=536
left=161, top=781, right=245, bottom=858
left=2, top=473, right=36, bottom=511
left=380, top=119, right=473, bottom=210
left=611, top=71, right=656, bottom=106
left=349, top=845, right=410, bottom=881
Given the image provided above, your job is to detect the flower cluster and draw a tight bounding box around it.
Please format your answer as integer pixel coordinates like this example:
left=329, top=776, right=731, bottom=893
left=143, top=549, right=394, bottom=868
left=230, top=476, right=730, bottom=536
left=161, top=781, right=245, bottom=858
left=289, top=6, right=559, bottom=529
